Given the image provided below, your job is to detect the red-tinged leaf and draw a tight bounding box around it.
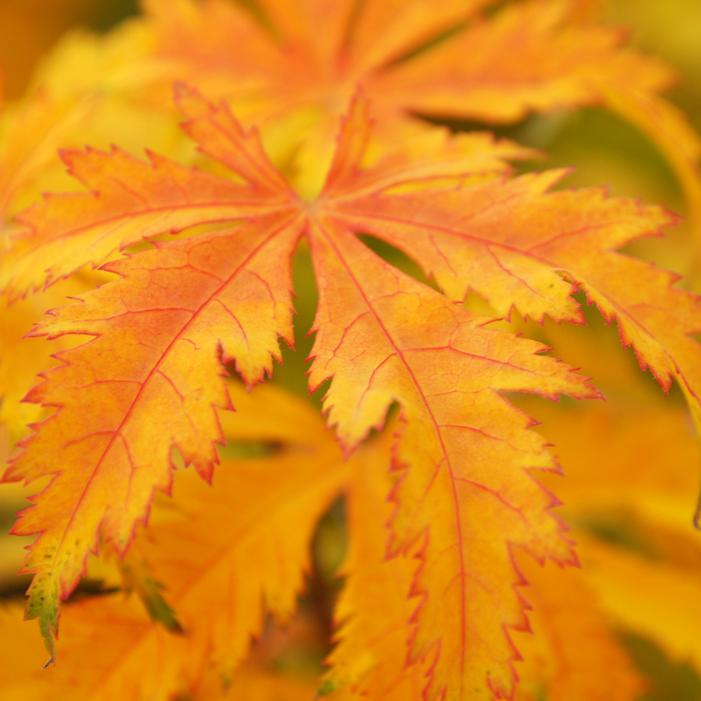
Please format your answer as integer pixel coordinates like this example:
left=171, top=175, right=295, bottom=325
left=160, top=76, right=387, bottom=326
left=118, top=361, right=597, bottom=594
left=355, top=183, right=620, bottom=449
left=0, top=94, right=298, bottom=299
left=320, top=98, right=531, bottom=201
left=6, top=220, right=301, bottom=654
left=307, top=217, right=596, bottom=700
left=327, top=164, right=701, bottom=429
left=173, top=81, right=291, bottom=195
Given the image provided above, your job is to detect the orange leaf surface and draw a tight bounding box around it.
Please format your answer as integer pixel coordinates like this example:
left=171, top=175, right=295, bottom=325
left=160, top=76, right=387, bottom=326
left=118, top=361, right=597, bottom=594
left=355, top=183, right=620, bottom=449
left=307, top=215, right=594, bottom=699
left=327, top=428, right=642, bottom=701
left=142, top=0, right=701, bottom=219
left=0, top=283, right=84, bottom=458
left=117, top=382, right=347, bottom=685
left=6, top=218, right=301, bottom=653
left=0, top=598, right=321, bottom=701
left=0, top=145, right=294, bottom=299
left=331, top=168, right=701, bottom=428
left=0, top=77, right=191, bottom=449
left=4, top=87, right=698, bottom=700
left=1, top=382, right=345, bottom=698
left=525, top=399, right=701, bottom=671
left=581, top=537, right=701, bottom=672
left=534, top=401, right=701, bottom=537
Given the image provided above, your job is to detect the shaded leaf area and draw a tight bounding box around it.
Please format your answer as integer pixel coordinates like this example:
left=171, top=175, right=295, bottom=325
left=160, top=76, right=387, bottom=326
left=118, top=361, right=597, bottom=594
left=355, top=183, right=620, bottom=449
left=424, top=106, right=679, bottom=200
left=624, top=633, right=701, bottom=701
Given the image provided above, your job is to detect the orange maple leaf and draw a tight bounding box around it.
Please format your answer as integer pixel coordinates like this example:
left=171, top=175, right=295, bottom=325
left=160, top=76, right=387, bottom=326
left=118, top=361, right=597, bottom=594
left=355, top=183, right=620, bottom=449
left=1, top=382, right=345, bottom=698
left=0, top=596, right=321, bottom=701
left=142, top=0, right=701, bottom=220
left=326, top=420, right=644, bottom=701
left=3, top=86, right=699, bottom=700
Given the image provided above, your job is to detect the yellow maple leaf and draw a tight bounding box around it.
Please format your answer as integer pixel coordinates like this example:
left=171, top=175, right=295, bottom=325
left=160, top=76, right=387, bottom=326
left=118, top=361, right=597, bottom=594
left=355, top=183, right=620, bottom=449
left=0, top=381, right=346, bottom=698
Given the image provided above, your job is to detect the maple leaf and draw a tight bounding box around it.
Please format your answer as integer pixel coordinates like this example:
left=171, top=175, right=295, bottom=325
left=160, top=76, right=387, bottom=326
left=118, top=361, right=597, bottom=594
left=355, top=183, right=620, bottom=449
left=5, top=215, right=302, bottom=654
left=325, top=428, right=427, bottom=700
left=3, top=86, right=697, bottom=700
left=305, top=218, right=594, bottom=700
left=142, top=0, right=701, bottom=217
left=0, top=382, right=346, bottom=699
left=0, top=147, right=294, bottom=299
left=326, top=430, right=643, bottom=701
left=334, top=168, right=701, bottom=429
left=0, top=77, right=189, bottom=452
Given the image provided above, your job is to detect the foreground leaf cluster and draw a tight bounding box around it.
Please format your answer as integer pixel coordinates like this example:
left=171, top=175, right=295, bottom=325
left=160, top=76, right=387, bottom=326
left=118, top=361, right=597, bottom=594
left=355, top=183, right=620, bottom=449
left=1, top=1, right=701, bottom=699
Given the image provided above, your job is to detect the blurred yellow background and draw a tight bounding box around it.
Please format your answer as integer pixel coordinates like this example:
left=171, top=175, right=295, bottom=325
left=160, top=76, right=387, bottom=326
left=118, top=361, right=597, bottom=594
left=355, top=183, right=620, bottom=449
left=0, top=0, right=138, bottom=99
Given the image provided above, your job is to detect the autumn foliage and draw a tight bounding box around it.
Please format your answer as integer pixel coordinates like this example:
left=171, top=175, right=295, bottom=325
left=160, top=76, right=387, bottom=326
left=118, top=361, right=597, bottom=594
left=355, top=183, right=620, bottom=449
left=1, top=1, right=701, bottom=699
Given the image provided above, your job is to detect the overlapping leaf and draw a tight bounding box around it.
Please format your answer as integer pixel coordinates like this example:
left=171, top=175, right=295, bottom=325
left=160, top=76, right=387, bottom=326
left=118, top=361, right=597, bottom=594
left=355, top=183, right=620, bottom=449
left=582, top=537, right=701, bottom=673
left=127, top=383, right=347, bottom=677
left=1, top=382, right=345, bottom=699
left=0, top=77, right=184, bottom=453
left=325, top=429, right=427, bottom=700
left=142, top=0, right=701, bottom=217
left=536, top=401, right=701, bottom=536
left=0, top=597, right=321, bottom=701
left=306, top=216, right=594, bottom=700
left=3, top=85, right=698, bottom=700
left=530, top=399, right=701, bottom=673
left=326, top=408, right=644, bottom=701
